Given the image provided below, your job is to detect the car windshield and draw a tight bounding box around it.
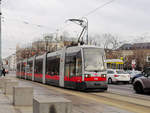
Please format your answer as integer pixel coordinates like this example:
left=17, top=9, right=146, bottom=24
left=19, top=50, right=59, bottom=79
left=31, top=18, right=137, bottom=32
left=116, top=70, right=127, bottom=74
left=83, top=48, right=106, bottom=72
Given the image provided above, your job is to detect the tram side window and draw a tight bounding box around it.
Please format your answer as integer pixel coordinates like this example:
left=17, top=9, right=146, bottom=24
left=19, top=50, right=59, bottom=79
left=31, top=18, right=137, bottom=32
left=46, top=57, right=60, bottom=76
left=17, top=64, right=20, bottom=72
left=20, top=64, right=22, bottom=72
left=70, top=56, right=76, bottom=77
left=35, top=60, right=43, bottom=74
left=65, top=63, right=70, bottom=77
left=65, top=56, right=76, bottom=77
left=21, top=63, right=25, bottom=72
left=28, top=61, right=33, bottom=73
left=76, top=52, right=82, bottom=76
left=65, top=51, right=82, bottom=77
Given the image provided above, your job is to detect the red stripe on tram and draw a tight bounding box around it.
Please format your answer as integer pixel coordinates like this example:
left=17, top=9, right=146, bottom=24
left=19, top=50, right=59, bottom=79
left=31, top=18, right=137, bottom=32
left=45, top=75, right=59, bottom=80
left=34, top=73, right=43, bottom=78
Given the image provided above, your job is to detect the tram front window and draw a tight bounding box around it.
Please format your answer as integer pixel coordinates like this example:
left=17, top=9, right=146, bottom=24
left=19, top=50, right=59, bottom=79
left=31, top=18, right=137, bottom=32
left=83, top=48, right=106, bottom=72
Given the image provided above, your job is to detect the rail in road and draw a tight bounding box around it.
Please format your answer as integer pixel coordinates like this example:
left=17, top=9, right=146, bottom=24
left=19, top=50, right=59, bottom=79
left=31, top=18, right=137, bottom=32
left=22, top=79, right=150, bottom=113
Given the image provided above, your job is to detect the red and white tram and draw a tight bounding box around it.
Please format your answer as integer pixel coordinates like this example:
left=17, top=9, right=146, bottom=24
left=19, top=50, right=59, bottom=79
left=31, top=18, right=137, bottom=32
left=16, top=45, right=108, bottom=91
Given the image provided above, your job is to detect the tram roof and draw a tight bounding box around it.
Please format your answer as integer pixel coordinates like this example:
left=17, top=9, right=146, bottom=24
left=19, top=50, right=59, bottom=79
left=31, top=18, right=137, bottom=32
left=65, top=45, right=104, bottom=54
left=36, top=54, right=45, bottom=60
left=47, top=50, right=62, bottom=57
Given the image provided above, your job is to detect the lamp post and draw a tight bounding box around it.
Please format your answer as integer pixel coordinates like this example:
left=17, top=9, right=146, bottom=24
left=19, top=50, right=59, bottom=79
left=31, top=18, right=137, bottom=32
left=67, top=17, right=88, bottom=45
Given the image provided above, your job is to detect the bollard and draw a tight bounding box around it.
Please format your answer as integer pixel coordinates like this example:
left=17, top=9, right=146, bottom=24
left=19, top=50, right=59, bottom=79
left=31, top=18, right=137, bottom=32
left=13, top=86, right=33, bottom=106
left=33, top=96, right=72, bottom=113
left=4, top=81, right=18, bottom=95
left=0, top=78, right=11, bottom=92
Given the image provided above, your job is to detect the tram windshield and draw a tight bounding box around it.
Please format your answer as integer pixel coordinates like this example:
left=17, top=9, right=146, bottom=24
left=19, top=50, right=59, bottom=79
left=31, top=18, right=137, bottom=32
left=83, top=48, right=106, bottom=72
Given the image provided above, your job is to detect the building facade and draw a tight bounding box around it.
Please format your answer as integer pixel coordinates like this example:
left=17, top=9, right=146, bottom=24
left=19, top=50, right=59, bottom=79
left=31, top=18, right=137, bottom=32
left=3, top=53, right=16, bottom=71
left=107, top=42, right=150, bottom=70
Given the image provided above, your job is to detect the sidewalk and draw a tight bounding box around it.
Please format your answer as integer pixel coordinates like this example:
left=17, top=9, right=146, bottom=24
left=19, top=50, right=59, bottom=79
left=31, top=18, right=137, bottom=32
left=0, top=90, right=16, bottom=113
left=0, top=76, right=32, bottom=113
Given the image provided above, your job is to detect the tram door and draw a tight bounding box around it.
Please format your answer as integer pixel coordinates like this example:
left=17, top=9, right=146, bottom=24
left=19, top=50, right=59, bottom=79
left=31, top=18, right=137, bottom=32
left=59, top=49, right=65, bottom=87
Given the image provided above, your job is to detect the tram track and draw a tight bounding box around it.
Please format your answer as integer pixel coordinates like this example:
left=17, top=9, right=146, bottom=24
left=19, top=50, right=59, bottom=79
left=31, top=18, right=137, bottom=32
left=22, top=79, right=150, bottom=113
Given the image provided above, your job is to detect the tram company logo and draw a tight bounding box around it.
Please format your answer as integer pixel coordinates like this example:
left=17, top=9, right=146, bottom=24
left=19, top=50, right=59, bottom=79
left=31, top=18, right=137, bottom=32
left=94, top=78, right=98, bottom=80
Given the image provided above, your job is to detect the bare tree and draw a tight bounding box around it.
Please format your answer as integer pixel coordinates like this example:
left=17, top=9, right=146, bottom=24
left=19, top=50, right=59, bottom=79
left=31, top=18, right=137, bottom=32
left=102, top=33, right=122, bottom=50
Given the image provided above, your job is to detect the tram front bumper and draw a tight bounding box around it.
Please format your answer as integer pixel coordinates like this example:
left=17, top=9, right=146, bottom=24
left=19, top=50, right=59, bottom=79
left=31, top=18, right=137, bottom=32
left=83, top=81, right=108, bottom=90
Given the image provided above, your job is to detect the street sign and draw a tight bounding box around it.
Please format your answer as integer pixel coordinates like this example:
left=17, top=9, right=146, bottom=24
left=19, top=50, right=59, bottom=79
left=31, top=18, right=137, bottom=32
left=132, top=60, right=136, bottom=65
left=132, top=59, right=136, bottom=69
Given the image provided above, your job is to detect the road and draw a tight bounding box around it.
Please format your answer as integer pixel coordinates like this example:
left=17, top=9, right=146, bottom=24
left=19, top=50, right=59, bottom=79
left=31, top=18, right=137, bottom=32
left=108, top=84, right=150, bottom=100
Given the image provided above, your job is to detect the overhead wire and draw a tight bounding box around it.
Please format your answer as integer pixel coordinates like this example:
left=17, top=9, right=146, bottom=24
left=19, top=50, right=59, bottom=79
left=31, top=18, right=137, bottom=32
left=2, top=16, right=55, bottom=31
left=2, top=0, right=116, bottom=38
left=83, top=0, right=116, bottom=17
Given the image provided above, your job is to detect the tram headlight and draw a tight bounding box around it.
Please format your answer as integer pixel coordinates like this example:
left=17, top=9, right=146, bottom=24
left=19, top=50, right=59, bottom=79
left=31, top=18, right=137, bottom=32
left=101, top=74, right=106, bottom=78
left=85, top=74, right=91, bottom=78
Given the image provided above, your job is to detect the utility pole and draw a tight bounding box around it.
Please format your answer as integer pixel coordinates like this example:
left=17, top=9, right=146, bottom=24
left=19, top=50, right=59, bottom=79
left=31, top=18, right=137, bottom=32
left=0, top=0, right=2, bottom=69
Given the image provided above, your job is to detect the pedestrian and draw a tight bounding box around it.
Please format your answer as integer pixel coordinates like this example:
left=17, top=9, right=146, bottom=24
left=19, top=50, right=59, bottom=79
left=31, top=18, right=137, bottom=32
left=2, top=67, right=6, bottom=77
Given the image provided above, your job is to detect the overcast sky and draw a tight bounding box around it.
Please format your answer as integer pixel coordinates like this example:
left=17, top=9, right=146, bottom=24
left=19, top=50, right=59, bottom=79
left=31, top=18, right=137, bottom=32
left=2, top=0, right=150, bottom=58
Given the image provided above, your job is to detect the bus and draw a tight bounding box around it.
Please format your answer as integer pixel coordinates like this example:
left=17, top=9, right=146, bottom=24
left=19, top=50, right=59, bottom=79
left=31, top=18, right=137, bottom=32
left=16, top=45, right=108, bottom=91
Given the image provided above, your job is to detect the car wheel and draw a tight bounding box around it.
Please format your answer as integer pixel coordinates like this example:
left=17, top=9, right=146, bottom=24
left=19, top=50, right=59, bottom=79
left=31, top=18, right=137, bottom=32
left=134, top=82, right=144, bottom=94
left=108, top=78, right=112, bottom=84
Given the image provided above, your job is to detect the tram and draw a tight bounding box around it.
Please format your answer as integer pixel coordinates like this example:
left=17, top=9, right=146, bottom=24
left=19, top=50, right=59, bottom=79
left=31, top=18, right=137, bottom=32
left=105, top=59, right=124, bottom=69
left=16, top=45, right=108, bottom=91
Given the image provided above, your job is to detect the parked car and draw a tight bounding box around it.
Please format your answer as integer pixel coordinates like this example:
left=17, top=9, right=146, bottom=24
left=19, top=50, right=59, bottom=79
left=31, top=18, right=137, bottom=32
left=127, top=70, right=142, bottom=83
left=130, top=73, right=143, bottom=84
left=107, top=69, right=130, bottom=84
left=133, top=67, right=150, bottom=93
left=127, top=70, right=141, bottom=77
